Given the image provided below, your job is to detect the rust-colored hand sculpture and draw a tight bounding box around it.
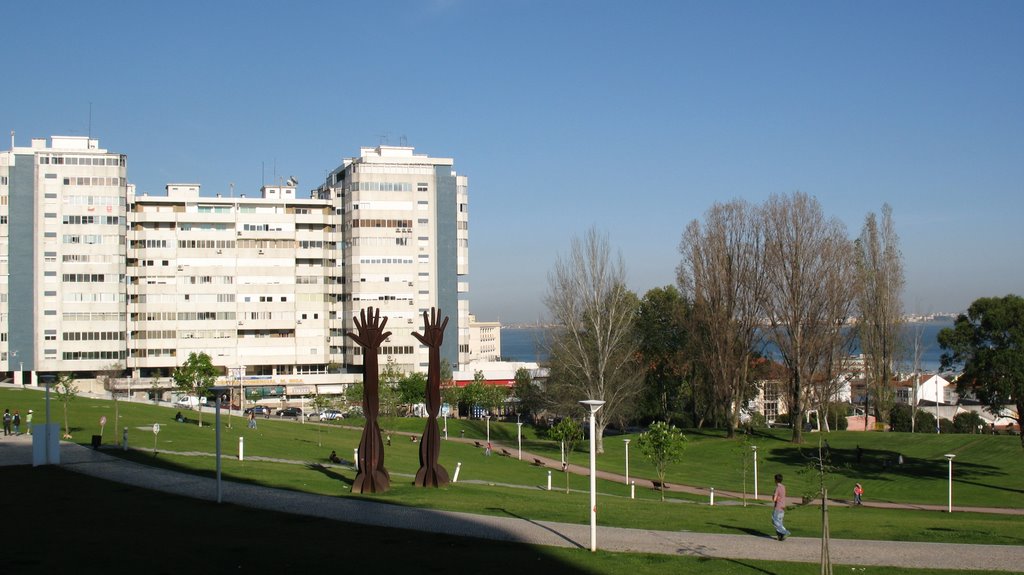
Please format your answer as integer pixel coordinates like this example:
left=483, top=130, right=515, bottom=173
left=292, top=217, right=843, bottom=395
left=411, top=307, right=450, bottom=488
left=346, top=306, right=392, bottom=494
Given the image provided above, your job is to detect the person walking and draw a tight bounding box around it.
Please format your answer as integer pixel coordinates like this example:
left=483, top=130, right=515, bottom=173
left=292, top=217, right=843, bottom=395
left=853, top=482, right=864, bottom=505
left=26, top=409, right=33, bottom=435
left=12, top=411, right=21, bottom=435
left=248, top=411, right=257, bottom=429
left=2, top=409, right=11, bottom=436
left=772, top=473, right=791, bottom=541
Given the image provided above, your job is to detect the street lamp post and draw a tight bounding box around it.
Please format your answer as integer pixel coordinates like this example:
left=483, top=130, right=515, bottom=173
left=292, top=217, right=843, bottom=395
left=443, top=413, right=448, bottom=440
left=579, top=399, right=606, bottom=553
left=517, top=421, right=523, bottom=460
left=484, top=414, right=490, bottom=444
left=944, top=454, right=956, bottom=513
left=623, top=438, right=631, bottom=485
left=753, top=439, right=761, bottom=499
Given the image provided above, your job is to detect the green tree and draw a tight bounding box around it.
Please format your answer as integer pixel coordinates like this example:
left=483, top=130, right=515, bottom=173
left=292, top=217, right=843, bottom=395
left=635, top=421, right=686, bottom=502
left=460, top=372, right=488, bottom=417
left=914, top=410, right=937, bottom=434
left=398, top=372, right=427, bottom=414
left=171, top=352, right=219, bottom=428
left=635, top=286, right=692, bottom=424
left=54, top=372, right=79, bottom=439
left=548, top=417, right=584, bottom=493
left=953, top=411, right=985, bottom=434
left=889, top=403, right=913, bottom=433
left=511, top=367, right=545, bottom=421
left=939, top=294, right=1024, bottom=448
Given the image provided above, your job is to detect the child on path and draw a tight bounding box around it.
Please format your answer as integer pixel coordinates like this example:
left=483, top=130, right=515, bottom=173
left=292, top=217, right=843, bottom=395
left=12, top=411, right=20, bottom=435
left=772, top=473, right=791, bottom=541
left=853, top=483, right=863, bottom=505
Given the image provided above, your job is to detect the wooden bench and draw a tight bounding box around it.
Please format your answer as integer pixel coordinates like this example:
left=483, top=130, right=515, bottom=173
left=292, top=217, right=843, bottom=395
left=474, top=441, right=483, bottom=448
left=533, top=458, right=546, bottom=467
left=500, top=448, right=512, bottom=457
left=652, top=480, right=669, bottom=490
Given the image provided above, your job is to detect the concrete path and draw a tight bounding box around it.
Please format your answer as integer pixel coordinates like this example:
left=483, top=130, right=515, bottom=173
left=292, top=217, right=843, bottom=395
left=1, top=434, right=1021, bottom=572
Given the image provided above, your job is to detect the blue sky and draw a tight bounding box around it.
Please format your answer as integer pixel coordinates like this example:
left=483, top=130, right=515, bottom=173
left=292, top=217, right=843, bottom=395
left=5, top=1, right=1022, bottom=323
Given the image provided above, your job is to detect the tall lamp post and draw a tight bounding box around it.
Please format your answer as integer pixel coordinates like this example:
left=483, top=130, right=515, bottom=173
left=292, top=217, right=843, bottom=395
left=579, top=399, right=606, bottom=553
left=516, top=419, right=523, bottom=460
left=944, top=454, right=956, bottom=513
left=484, top=414, right=491, bottom=444
left=623, top=438, right=631, bottom=485
left=752, top=445, right=759, bottom=501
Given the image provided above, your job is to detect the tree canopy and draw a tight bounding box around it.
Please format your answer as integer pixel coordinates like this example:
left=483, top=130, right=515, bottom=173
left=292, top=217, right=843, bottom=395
left=172, top=352, right=219, bottom=427
left=939, top=294, right=1024, bottom=448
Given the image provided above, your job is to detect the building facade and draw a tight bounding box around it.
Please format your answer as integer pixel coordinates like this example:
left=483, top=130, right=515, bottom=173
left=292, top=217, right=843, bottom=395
left=317, top=146, right=470, bottom=375
left=3, top=137, right=483, bottom=402
left=1, top=136, right=128, bottom=386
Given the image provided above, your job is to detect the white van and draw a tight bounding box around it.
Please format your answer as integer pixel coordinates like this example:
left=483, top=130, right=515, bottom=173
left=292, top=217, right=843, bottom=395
left=175, top=395, right=206, bottom=409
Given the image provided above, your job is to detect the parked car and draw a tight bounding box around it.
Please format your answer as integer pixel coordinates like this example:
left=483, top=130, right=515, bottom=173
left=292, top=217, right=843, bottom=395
left=307, top=409, right=343, bottom=421
left=276, top=407, right=303, bottom=419
left=243, top=406, right=273, bottom=417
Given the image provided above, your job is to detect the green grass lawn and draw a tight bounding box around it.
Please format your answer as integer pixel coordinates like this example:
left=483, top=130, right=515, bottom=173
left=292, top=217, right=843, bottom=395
left=3, top=387, right=1022, bottom=550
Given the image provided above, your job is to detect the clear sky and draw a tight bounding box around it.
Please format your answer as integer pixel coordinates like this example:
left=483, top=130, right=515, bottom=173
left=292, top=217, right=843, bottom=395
left=5, top=1, right=1022, bottom=323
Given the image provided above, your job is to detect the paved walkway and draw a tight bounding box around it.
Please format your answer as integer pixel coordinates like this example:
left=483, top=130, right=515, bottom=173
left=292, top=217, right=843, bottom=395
left=1, top=433, right=1021, bottom=571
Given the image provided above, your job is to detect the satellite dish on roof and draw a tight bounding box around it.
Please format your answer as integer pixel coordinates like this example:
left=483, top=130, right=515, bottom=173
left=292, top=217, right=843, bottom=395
left=286, top=176, right=298, bottom=186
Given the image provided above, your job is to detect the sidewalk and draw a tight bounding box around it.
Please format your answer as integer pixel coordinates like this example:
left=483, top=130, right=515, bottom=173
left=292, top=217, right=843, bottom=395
left=1, top=434, right=1021, bottom=571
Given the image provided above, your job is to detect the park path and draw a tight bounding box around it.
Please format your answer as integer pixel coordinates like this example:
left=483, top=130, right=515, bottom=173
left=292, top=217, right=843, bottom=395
left=1, top=433, right=1021, bottom=572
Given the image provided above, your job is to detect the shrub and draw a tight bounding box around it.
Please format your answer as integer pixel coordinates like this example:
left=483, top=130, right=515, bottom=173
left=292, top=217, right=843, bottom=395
left=953, top=411, right=985, bottom=434
left=914, top=410, right=937, bottom=433
left=889, top=404, right=913, bottom=433
left=938, top=418, right=954, bottom=434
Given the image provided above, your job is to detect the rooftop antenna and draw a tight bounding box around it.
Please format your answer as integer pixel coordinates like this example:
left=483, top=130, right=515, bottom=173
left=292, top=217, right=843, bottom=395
left=399, top=135, right=408, bottom=147
left=88, top=102, right=92, bottom=139
left=230, top=182, right=235, bottom=198
left=10, top=130, right=14, bottom=149
left=378, top=133, right=389, bottom=146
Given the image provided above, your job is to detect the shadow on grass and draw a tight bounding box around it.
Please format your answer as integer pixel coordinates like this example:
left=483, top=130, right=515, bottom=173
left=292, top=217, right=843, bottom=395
left=765, top=445, right=1007, bottom=485
left=307, top=462, right=354, bottom=486
left=5, top=465, right=598, bottom=574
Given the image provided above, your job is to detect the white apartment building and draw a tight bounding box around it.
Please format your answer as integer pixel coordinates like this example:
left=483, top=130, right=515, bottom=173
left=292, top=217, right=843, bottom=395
left=318, top=146, right=470, bottom=375
left=1, top=136, right=128, bottom=386
left=127, top=182, right=344, bottom=392
left=3, top=137, right=487, bottom=401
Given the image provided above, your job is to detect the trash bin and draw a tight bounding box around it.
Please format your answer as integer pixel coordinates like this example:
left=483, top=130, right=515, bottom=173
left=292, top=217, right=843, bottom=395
left=91, top=435, right=102, bottom=449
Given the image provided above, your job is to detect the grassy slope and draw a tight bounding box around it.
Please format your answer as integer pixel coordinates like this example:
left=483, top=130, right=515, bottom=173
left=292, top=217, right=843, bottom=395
left=2, top=387, right=1021, bottom=548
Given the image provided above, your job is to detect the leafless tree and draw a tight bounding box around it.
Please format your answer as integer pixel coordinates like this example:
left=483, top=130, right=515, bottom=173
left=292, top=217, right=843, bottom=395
left=855, top=204, right=905, bottom=425
left=677, top=200, right=767, bottom=436
left=762, top=192, right=855, bottom=444
left=545, top=226, right=643, bottom=454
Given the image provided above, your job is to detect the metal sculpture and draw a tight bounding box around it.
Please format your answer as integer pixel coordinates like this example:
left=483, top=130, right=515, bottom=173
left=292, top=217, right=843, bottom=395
left=346, top=306, right=392, bottom=494
left=412, top=307, right=451, bottom=487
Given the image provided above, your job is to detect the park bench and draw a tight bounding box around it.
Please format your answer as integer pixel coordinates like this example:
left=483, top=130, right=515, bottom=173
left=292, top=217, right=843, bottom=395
left=474, top=441, right=483, bottom=448
left=651, top=480, right=669, bottom=490
left=533, top=458, right=546, bottom=467
left=500, top=448, right=512, bottom=457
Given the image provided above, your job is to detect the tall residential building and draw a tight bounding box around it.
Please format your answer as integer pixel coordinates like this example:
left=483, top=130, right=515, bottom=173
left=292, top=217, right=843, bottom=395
left=127, top=182, right=342, bottom=387
left=318, top=146, right=470, bottom=374
left=3, top=137, right=485, bottom=399
left=1, top=136, right=128, bottom=385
